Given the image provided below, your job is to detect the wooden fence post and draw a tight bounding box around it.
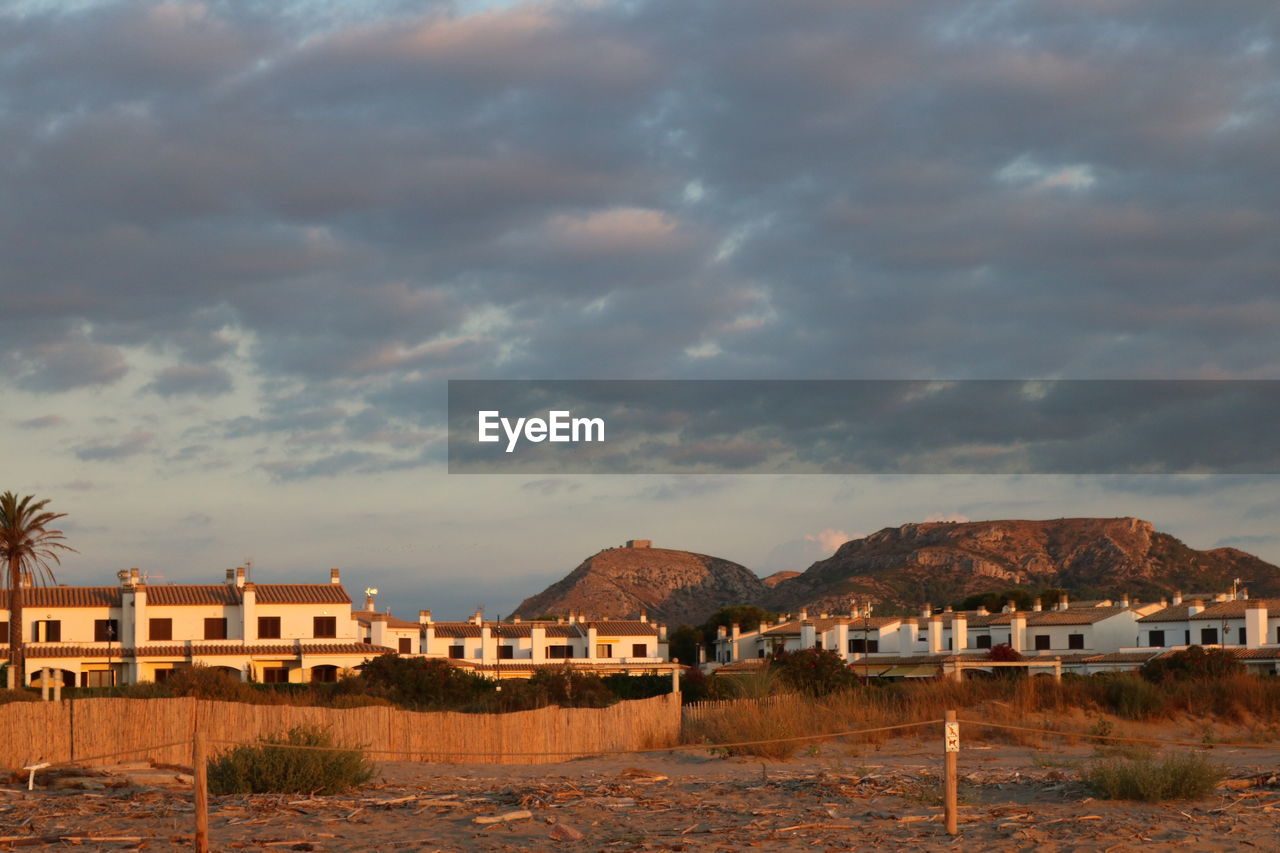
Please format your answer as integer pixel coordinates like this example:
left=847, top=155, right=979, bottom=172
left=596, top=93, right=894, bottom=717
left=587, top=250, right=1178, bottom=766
left=671, top=665, right=681, bottom=695
left=40, top=668, right=50, bottom=701
left=193, top=729, right=209, bottom=853
left=943, top=710, right=958, bottom=836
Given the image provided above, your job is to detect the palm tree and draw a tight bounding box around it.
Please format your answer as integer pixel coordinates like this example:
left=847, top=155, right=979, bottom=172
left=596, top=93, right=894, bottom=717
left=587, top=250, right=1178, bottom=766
left=1, top=492, right=74, bottom=687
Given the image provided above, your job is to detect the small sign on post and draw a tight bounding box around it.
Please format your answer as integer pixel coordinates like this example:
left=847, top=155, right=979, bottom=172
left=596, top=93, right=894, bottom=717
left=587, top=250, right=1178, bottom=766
left=943, top=710, right=959, bottom=835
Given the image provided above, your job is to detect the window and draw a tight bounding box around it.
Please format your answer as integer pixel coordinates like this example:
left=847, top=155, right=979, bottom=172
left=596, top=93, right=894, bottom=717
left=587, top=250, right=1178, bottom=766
left=975, top=635, right=992, bottom=649
left=262, top=667, right=289, bottom=684
left=0, top=621, right=7, bottom=640
left=547, top=644, right=574, bottom=659
left=399, top=637, right=413, bottom=654
left=204, top=618, right=227, bottom=640
left=94, top=619, right=119, bottom=642
left=1148, top=630, right=1166, bottom=647
left=1201, top=627, right=1219, bottom=645
left=1068, top=633, right=1085, bottom=650
left=154, top=667, right=176, bottom=682
left=35, top=620, right=61, bottom=642
left=947, top=638, right=953, bottom=650
left=258, top=616, right=281, bottom=639
left=313, top=616, right=337, bottom=638
left=497, top=644, right=513, bottom=659
left=85, top=670, right=116, bottom=688
left=448, top=645, right=465, bottom=659
left=311, top=665, right=338, bottom=683
left=867, top=639, right=879, bottom=653
left=149, top=618, right=172, bottom=641
left=1034, top=635, right=1051, bottom=651
left=632, top=643, right=648, bottom=658
left=1185, top=629, right=1191, bottom=645
left=596, top=643, right=613, bottom=658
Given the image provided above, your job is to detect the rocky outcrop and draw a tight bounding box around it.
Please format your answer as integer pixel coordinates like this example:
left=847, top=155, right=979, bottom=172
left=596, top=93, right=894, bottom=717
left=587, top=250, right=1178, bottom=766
left=511, top=545, right=769, bottom=627
left=766, top=517, right=1280, bottom=614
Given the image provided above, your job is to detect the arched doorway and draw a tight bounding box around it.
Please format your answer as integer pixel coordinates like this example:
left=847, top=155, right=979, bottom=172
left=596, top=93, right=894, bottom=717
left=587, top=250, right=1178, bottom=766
left=310, top=665, right=339, bottom=683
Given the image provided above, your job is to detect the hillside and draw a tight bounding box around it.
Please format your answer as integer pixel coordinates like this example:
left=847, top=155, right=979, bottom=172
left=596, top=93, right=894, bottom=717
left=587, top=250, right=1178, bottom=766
left=511, top=543, right=768, bottom=627
left=766, top=517, right=1280, bottom=614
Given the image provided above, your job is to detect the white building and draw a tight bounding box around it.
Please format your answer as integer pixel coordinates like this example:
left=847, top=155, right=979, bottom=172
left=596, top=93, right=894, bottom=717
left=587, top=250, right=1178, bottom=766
left=2, top=567, right=395, bottom=687
left=419, top=609, right=677, bottom=679
left=712, top=596, right=1165, bottom=679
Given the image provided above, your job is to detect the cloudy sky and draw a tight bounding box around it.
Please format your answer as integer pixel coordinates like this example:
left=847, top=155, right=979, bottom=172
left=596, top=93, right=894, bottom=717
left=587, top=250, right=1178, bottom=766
left=3, top=0, right=1279, bottom=619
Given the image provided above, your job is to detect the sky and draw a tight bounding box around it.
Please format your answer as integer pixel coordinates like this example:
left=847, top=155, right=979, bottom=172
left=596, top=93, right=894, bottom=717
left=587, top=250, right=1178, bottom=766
left=2, top=0, right=1279, bottom=620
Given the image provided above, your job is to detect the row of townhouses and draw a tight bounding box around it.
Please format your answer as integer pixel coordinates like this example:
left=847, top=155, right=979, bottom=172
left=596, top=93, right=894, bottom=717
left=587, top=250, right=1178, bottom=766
left=0, top=566, right=675, bottom=688
left=5, top=562, right=1279, bottom=688
left=711, top=592, right=1280, bottom=679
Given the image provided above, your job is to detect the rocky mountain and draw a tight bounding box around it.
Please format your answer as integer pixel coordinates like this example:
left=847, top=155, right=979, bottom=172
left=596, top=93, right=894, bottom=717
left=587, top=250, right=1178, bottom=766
left=762, top=571, right=801, bottom=588
left=511, top=543, right=768, bottom=627
left=767, top=517, right=1280, bottom=614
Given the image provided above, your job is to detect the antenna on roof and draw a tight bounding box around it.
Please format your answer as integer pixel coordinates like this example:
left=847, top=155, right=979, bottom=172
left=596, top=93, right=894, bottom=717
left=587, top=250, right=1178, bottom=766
left=244, top=559, right=253, bottom=582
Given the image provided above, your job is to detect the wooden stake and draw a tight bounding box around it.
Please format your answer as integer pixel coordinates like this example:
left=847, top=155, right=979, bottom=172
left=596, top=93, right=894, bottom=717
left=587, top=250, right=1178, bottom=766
left=193, top=729, right=209, bottom=853
left=943, top=710, right=958, bottom=836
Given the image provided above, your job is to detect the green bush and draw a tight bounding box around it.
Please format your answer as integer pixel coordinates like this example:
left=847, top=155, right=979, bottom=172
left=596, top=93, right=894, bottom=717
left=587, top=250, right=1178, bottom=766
left=206, top=726, right=374, bottom=795
left=1141, top=646, right=1243, bottom=683
left=771, top=648, right=857, bottom=696
left=1084, top=753, right=1223, bottom=801
left=353, top=654, right=494, bottom=710
left=1099, top=674, right=1165, bottom=720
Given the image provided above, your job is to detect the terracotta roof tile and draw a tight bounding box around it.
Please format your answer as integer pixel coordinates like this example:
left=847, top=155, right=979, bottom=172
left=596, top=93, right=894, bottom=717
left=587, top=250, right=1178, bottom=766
left=253, top=584, right=352, bottom=605
left=586, top=621, right=659, bottom=636
left=0, top=587, right=122, bottom=608
left=146, top=585, right=241, bottom=606
left=431, top=624, right=482, bottom=638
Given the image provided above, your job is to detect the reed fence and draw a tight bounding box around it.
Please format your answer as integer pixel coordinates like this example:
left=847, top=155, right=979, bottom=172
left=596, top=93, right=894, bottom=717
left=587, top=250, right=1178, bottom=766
left=680, top=692, right=803, bottom=727
left=0, top=693, right=681, bottom=768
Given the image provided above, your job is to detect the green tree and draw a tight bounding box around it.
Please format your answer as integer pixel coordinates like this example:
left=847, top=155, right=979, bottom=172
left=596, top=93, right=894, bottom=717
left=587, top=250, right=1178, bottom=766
left=668, top=624, right=702, bottom=665
left=1, top=493, right=74, bottom=686
left=770, top=647, right=857, bottom=696
left=700, top=605, right=779, bottom=654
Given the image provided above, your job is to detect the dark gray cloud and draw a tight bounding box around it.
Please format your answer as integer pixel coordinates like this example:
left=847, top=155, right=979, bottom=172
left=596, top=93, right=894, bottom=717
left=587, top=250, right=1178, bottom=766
left=1, top=0, right=1278, bottom=478
left=448, top=380, right=1280, bottom=474
left=17, top=414, right=66, bottom=429
left=74, top=431, right=155, bottom=461
left=144, top=364, right=233, bottom=397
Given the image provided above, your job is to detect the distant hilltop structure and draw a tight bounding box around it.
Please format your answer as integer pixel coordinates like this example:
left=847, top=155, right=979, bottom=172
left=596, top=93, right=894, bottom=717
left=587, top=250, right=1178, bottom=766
left=625, top=539, right=652, bottom=549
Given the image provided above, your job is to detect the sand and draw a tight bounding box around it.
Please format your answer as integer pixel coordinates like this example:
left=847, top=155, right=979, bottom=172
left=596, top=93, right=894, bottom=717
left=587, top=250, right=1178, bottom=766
left=2, top=737, right=1279, bottom=851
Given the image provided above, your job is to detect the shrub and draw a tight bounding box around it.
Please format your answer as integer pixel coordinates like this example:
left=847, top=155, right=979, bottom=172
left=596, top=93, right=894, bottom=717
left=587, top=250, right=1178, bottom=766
left=353, top=654, right=494, bottom=710
left=771, top=648, right=858, bottom=696
left=1084, top=753, right=1223, bottom=801
left=206, top=726, right=374, bottom=795
left=1099, top=674, right=1165, bottom=720
left=0, top=688, right=38, bottom=705
left=1141, top=646, right=1243, bottom=683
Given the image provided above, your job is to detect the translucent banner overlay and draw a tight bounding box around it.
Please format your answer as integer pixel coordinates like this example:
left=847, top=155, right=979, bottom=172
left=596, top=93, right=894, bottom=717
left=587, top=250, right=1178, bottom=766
left=447, top=380, right=1280, bottom=474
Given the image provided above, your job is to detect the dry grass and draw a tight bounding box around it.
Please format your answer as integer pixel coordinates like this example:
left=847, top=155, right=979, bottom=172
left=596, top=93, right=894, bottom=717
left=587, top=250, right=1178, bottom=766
left=682, top=674, right=1280, bottom=758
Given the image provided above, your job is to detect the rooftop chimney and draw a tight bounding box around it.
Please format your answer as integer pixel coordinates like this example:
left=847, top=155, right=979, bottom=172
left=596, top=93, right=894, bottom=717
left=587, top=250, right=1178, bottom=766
left=1187, top=599, right=1205, bottom=617
left=472, top=609, right=483, bottom=626
left=976, top=605, right=988, bottom=616
left=1033, top=598, right=1042, bottom=612
left=1172, top=590, right=1183, bottom=605
left=330, top=568, right=341, bottom=584
left=799, top=607, right=808, bottom=621
left=921, top=603, right=932, bottom=619
left=1060, top=593, right=1069, bottom=610
left=225, top=568, right=235, bottom=583
left=235, top=566, right=246, bottom=588
left=1120, top=594, right=1130, bottom=608
left=419, top=609, right=432, bottom=625
left=365, top=593, right=375, bottom=611
left=639, top=610, right=648, bottom=623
